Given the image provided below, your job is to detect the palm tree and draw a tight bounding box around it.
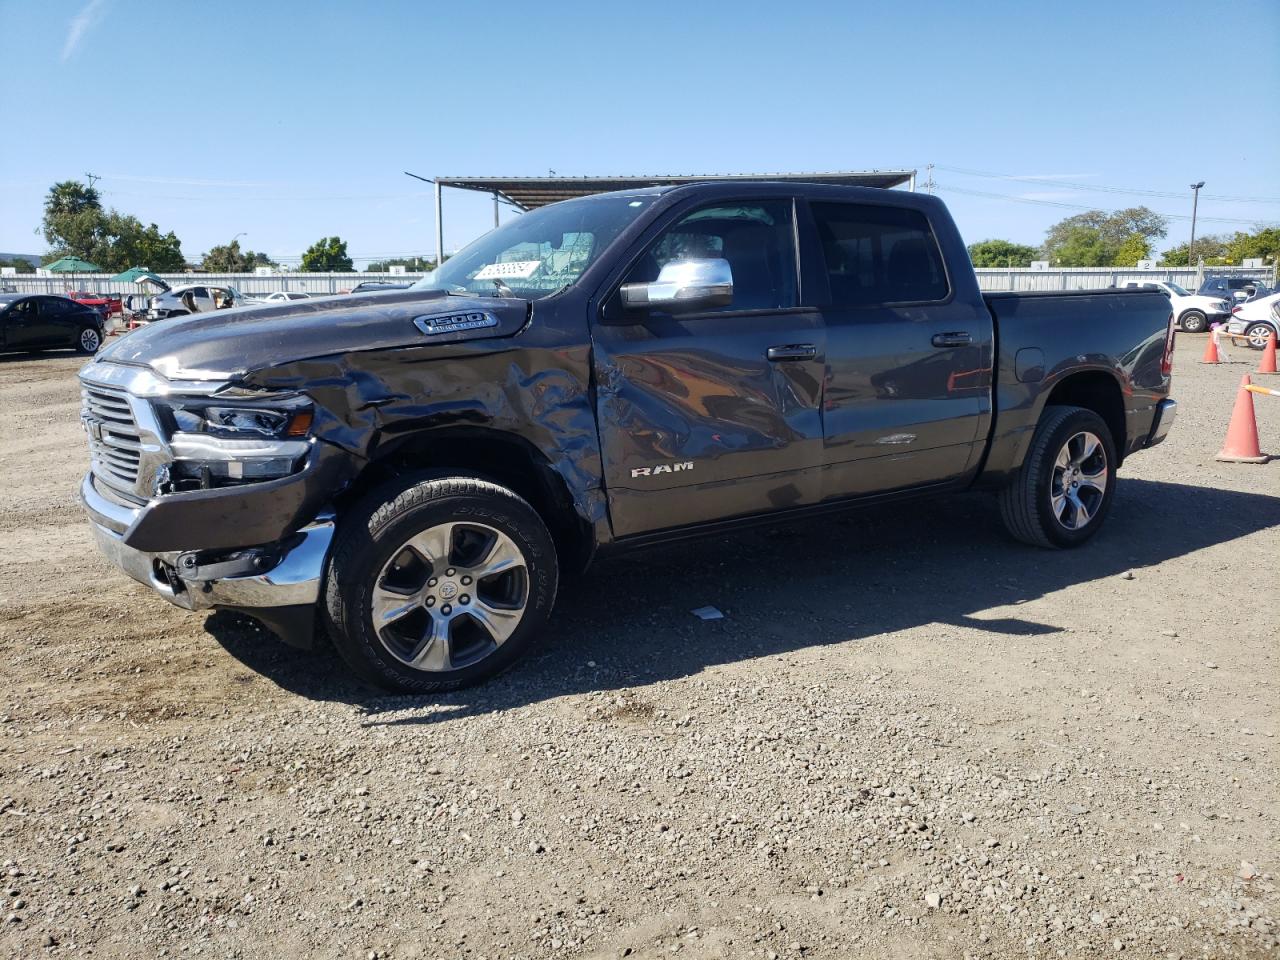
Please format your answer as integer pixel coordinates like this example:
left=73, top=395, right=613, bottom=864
left=44, top=180, right=102, bottom=219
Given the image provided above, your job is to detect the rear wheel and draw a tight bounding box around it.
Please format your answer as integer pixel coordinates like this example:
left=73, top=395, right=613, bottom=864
left=75, top=326, right=102, bottom=354
left=1179, top=310, right=1207, bottom=333
left=324, top=475, right=558, bottom=692
left=999, top=405, right=1117, bottom=548
left=1245, top=323, right=1275, bottom=350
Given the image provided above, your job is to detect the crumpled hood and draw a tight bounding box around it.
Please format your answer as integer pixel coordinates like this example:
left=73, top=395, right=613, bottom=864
left=91, top=288, right=530, bottom=381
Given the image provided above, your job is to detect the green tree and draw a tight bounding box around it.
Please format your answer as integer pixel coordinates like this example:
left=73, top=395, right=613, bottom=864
left=365, top=256, right=436, bottom=273
left=1161, top=234, right=1231, bottom=266
left=40, top=179, right=185, bottom=271
left=1225, top=227, right=1280, bottom=267
left=0, top=257, right=35, bottom=273
left=202, top=240, right=279, bottom=273
left=966, top=239, right=1040, bottom=268
left=1042, top=206, right=1169, bottom=266
left=100, top=213, right=186, bottom=272
left=1111, top=233, right=1152, bottom=267
left=42, top=179, right=105, bottom=262
left=300, top=236, right=353, bottom=272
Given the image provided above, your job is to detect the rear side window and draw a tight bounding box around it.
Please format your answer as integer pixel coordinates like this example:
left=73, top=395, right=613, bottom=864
left=810, top=202, right=949, bottom=307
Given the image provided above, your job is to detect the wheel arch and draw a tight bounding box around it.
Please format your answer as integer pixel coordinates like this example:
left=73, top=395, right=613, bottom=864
left=342, top=426, right=596, bottom=575
left=1041, top=369, right=1127, bottom=464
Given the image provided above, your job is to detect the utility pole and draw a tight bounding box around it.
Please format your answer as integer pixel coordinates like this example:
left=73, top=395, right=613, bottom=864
left=1188, top=181, right=1205, bottom=267
left=925, top=163, right=935, bottom=195
left=84, top=172, right=100, bottom=191
left=403, top=171, right=441, bottom=269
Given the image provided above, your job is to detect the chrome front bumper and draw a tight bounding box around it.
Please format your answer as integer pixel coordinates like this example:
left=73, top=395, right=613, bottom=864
left=82, top=472, right=333, bottom=613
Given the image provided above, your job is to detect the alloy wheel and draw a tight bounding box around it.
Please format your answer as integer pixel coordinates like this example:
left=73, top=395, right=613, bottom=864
left=1050, top=431, right=1108, bottom=530
left=370, top=521, right=529, bottom=672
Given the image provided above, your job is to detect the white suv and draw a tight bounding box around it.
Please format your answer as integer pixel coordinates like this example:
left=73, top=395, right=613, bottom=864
left=1116, top=280, right=1230, bottom=333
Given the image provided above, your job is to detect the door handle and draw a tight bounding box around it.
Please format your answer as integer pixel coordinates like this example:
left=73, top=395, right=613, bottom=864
left=931, top=332, right=972, bottom=348
left=766, top=344, right=817, bottom=362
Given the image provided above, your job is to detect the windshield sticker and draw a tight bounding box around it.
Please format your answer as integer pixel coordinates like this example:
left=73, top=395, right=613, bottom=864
left=473, top=260, right=542, bottom=281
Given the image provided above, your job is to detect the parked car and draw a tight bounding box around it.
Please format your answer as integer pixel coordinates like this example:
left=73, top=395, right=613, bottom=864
left=1224, top=291, right=1280, bottom=348
left=1197, top=276, right=1271, bottom=305
left=342, top=280, right=412, bottom=294
left=1116, top=280, right=1229, bottom=333
left=1, top=293, right=104, bottom=354
left=78, top=183, right=1176, bottom=692
left=66, top=290, right=124, bottom=321
left=145, top=284, right=258, bottom=320
left=259, top=291, right=311, bottom=302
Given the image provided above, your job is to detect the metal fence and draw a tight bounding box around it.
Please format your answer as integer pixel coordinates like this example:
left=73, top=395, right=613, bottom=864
left=973, top=265, right=1275, bottom=293
left=3, top=265, right=1276, bottom=297
left=0, top=272, right=422, bottom=297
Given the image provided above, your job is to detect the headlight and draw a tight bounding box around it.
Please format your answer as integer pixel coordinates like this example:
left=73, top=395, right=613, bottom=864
left=156, top=394, right=314, bottom=489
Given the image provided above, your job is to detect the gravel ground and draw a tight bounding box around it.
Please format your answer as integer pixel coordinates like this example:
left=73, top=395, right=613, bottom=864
left=0, top=336, right=1277, bottom=959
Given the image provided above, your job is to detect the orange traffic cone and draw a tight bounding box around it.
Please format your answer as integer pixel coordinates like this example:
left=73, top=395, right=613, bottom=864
left=1216, top=375, right=1269, bottom=463
left=1201, top=329, right=1221, bottom=364
left=1259, top=331, right=1278, bottom=375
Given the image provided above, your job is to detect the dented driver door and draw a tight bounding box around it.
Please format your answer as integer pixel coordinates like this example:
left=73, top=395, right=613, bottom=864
left=591, top=198, right=826, bottom=539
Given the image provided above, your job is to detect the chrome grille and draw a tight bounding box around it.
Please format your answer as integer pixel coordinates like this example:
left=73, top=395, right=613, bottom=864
left=81, top=383, right=142, bottom=489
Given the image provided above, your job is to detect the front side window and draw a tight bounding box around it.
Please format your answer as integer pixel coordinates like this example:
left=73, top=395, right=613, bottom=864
left=5, top=300, right=34, bottom=322
left=811, top=202, right=949, bottom=308
left=623, top=201, right=797, bottom=312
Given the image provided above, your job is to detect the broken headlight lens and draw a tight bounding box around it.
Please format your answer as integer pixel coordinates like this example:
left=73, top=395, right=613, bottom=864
left=157, top=395, right=314, bottom=489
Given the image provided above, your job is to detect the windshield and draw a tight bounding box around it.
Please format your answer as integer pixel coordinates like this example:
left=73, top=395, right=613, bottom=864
left=1165, top=282, right=1190, bottom=296
left=412, top=194, right=656, bottom=299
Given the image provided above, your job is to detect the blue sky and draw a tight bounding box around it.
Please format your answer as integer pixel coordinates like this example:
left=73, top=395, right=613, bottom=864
left=2, top=0, right=1277, bottom=267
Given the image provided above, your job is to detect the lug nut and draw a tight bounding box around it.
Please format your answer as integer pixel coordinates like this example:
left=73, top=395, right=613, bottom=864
left=441, top=604, right=452, bottom=615
left=428, top=577, right=438, bottom=587
left=459, top=594, right=470, bottom=605
left=460, top=575, right=472, bottom=585
left=445, top=568, right=456, bottom=577
left=426, top=596, right=435, bottom=606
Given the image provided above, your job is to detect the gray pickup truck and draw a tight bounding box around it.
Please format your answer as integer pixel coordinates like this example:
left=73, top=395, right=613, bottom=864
left=79, top=182, right=1177, bottom=691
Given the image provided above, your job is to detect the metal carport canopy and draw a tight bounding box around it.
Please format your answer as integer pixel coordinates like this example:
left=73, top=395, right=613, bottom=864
left=436, top=170, right=917, bottom=211
left=428, top=170, right=917, bottom=268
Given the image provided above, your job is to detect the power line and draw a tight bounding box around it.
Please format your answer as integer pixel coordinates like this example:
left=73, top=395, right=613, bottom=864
left=933, top=182, right=1271, bottom=226
left=934, top=164, right=1280, bottom=204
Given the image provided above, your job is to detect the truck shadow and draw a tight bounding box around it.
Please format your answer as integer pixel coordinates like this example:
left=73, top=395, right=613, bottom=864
left=206, top=478, right=1280, bottom=720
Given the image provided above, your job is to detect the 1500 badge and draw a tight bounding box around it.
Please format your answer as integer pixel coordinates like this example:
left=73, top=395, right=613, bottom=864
left=631, top=461, right=694, bottom=478
left=413, top=311, right=499, bottom=336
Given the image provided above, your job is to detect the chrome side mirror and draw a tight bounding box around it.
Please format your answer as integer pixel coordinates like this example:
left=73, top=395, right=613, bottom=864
left=620, top=258, right=733, bottom=314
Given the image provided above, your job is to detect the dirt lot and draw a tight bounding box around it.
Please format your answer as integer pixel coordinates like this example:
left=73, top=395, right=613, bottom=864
left=0, top=337, right=1277, bottom=960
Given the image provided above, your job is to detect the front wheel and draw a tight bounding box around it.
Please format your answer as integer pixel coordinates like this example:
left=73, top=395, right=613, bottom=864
left=324, top=475, right=559, bottom=692
left=75, top=326, right=102, bottom=354
left=998, top=405, right=1117, bottom=548
left=1245, top=323, right=1275, bottom=350
left=1179, top=310, right=1207, bottom=333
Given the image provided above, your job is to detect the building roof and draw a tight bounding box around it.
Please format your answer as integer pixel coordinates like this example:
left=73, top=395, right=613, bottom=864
left=435, top=171, right=915, bottom=210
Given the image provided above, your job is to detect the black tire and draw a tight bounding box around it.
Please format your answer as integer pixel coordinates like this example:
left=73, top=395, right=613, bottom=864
left=1179, top=310, right=1207, bottom=333
left=324, top=474, right=558, bottom=693
left=1245, top=323, right=1275, bottom=350
left=75, top=325, right=102, bottom=354
left=998, top=405, right=1118, bottom=549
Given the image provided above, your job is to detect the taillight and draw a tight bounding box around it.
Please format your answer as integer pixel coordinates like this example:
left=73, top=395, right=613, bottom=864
left=1161, top=312, right=1175, bottom=377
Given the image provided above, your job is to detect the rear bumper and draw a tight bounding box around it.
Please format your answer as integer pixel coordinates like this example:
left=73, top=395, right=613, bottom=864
left=1146, top=398, right=1177, bottom=448
left=83, top=471, right=332, bottom=620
